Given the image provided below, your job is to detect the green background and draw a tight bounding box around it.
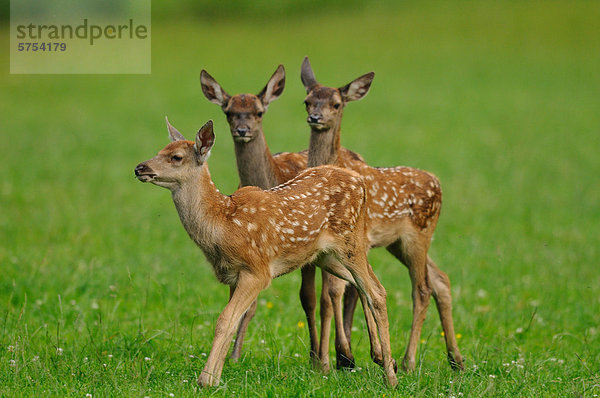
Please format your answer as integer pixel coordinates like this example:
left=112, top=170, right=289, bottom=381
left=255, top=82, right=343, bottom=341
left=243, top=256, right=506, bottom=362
left=1, top=1, right=599, bottom=396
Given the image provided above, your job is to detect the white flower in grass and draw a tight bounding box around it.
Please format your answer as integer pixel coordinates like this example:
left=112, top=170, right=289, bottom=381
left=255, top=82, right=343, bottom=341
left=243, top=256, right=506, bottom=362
left=557, top=359, right=565, bottom=364
left=91, top=301, right=99, bottom=310
left=515, top=327, right=524, bottom=334
left=182, top=379, right=188, bottom=383
left=7, top=345, right=15, bottom=352
left=86, top=394, right=92, bottom=398
left=201, top=353, right=207, bottom=357
left=32, top=356, right=39, bottom=362
left=144, top=357, right=152, bottom=362
left=9, top=359, right=16, bottom=367
left=169, top=394, right=175, bottom=397
left=293, top=353, right=300, bottom=358
left=322, top=376, right=328, bottom=379
left=107, top=354, right=113, bottom=359
left=56, top=347, right=64, bottom=355
left=83, top=357, right=88, bottom=362
left=489, top=374, right=496, bottom=379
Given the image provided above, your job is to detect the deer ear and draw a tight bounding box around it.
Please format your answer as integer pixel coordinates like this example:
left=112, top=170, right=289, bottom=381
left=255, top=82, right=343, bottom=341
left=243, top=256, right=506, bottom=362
left=300, top=57, right=319, bottom=93
left=194, top=120, right=215, bottom=163
left=200, top=70, right=231, bottom=107
left=339, top=72, right=374, bottom=102
left=166, top=116, right=186, bottom=142
left=258, top=64, right=285, bottom=107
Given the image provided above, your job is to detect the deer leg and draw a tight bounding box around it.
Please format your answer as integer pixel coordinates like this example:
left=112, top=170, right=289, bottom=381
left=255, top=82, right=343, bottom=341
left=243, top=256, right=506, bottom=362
left=427, top=256, right=464, bottom=370
left=300, top=264, right=320, bottom=365
left=340, top=254, right=398, bottom=387
left=357, top=285, right=385, bottom=368
left=387, top=240, right=431, bottom=372
left=342, top=284, right=359, bottom=351
left=230, top=295, right=257, bottom=362
left=318, top=268, right=333, bottom=373
left=198, top=273, right=268, bottom=387
left=328, top=275, right=355, bottom=370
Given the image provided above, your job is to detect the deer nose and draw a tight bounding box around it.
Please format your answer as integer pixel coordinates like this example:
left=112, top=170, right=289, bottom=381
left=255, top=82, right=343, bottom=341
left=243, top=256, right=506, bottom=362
left=236, top=127, right=249, bottom=137
left=135, top=163, right=151, bottom=176
left=308, top=113, right=322, bottom=124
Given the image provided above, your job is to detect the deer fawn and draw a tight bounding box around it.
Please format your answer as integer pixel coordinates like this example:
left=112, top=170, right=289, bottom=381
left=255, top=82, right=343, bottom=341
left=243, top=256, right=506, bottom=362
left=134, top=119, right=398, bottom=387
left=300, top=57, right=464, bottom=372
left=200, top=66, right=321, bottom=363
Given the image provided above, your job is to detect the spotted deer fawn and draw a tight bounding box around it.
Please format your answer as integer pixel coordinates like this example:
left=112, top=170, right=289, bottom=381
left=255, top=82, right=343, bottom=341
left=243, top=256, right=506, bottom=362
left=134, top=119, right=398, bottom=387
left=300, top=57, right=464, bottom=372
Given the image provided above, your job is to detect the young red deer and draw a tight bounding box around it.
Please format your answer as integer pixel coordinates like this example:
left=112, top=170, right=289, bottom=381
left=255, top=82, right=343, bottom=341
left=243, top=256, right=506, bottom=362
left=200, top=65, right=317, bottom=362
left=134, top=119, right=398, bottom=387
left=300, top=57, right=464, bottom=372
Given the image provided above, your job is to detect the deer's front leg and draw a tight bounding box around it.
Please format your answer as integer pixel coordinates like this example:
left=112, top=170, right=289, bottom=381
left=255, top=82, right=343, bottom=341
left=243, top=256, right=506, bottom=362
left=199, top=273, right=269, bottom=387
left=230, top=295, right=258, bottom=361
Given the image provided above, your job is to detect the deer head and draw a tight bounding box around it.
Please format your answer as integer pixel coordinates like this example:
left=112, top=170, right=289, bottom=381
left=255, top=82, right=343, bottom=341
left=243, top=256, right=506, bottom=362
left=135, top=118, right=215, bottom=190
left=200, top=65, right=285, bottom=143
left=301, top=57, right=374, bottom=132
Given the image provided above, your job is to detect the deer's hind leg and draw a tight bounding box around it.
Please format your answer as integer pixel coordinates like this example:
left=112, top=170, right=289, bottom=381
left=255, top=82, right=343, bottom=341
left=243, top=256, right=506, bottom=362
left=386, top=238, right=432, bottom=372
left=332, top=251, right=398, bottom=387
left=427, top=256, right=464, bottom=370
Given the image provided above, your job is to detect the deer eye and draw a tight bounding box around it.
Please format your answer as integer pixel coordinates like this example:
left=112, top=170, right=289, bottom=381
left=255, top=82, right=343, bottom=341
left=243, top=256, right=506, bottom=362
left=171, top=154, right=183, bottom=162
left=257, top=111, right=263, bottom=118
left=333, top=103, right=341, bottom=109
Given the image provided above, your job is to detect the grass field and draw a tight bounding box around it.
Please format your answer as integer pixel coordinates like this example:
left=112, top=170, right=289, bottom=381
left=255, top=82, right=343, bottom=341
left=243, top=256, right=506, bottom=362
left=1, top=1, right=600, bottom=396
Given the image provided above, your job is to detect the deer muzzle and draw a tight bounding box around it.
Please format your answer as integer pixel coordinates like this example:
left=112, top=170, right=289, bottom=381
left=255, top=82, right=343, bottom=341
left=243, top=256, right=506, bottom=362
left=134, top=163, right=156, bottom=182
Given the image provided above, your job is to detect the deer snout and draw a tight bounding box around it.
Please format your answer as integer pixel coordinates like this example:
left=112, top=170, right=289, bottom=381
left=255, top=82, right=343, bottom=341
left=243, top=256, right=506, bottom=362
left=307, top=113, right=323, bottom=125
left=135, top=163, right=156, bottom=182
left=235, top=127, right=250, bottom=137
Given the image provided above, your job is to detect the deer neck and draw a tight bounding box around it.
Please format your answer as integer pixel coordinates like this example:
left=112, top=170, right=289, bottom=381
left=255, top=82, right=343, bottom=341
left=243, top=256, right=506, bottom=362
left=170, top=163, right=228, bottom=252
left=233, top=129, right=280, bottom=189
left=307, top=119, right=342, bottom=167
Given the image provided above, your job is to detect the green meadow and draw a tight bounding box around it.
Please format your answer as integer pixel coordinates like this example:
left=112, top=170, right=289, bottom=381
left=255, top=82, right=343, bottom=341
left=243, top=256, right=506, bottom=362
left=1, top=1, right=599, bottom=396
